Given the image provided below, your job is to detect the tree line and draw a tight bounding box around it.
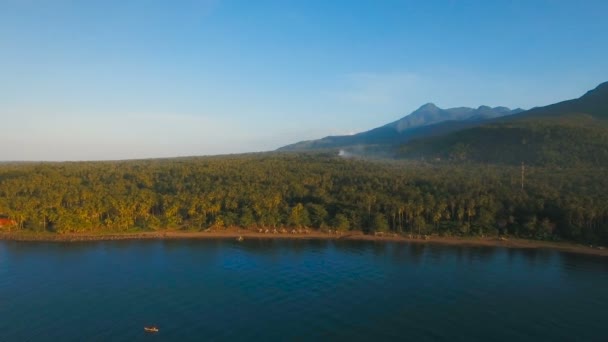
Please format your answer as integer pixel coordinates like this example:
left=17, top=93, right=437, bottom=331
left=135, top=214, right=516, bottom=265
left=0, top=153, right=607, bottom=244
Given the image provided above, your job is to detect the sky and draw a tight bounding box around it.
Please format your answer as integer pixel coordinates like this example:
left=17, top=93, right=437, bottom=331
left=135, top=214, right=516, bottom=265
left=1, top=0, right=607, bottom=161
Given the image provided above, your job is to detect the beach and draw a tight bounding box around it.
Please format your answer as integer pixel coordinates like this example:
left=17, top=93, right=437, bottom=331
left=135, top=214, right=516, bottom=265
left=2, top=228, right=606, bottom=257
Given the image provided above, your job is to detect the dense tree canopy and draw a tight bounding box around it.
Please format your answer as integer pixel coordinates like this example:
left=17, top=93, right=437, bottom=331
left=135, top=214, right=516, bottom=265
left=399, top=116, right=608, bottom=167
left=0, top=153, right=607, bottom=244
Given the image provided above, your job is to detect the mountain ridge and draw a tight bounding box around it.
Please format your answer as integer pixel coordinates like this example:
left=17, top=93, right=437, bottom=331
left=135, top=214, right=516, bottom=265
left=278, top=104, right=523, bottom=152
left=398, top=81, right=608, bottom=165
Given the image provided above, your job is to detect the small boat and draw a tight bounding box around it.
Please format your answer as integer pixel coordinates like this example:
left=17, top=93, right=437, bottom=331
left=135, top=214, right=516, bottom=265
left=144, top=326, right=159, bottom=333
left=237, top=235, right=244, bottom=242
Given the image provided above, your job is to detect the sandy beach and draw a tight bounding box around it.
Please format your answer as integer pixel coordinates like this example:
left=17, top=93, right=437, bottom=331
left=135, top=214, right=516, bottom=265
left=2, top=228, right=607, bottom=257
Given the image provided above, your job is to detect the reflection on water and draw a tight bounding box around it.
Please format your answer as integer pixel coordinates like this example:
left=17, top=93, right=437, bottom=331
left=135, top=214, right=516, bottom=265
left=0, top=240, right=606, bottom=341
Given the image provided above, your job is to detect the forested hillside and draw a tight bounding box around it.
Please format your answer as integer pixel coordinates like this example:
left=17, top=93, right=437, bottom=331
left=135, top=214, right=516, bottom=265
left=399, top=82, right=608, bottom=165
left=399, top=116, right=608, bottom=166
left=1, top=153, right=607, bottom=244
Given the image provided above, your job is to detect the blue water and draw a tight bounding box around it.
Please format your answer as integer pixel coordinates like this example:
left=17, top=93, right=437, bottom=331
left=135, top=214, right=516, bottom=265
left=1, top=239, right=607, bottom=341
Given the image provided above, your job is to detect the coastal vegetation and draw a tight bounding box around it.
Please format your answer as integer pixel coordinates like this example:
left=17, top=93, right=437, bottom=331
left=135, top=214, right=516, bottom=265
left=1, top=153, right=607, bottom=245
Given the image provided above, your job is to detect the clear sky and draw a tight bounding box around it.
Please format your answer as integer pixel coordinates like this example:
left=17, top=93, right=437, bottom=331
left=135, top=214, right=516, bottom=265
left=1, top=0, right=607, bottom=161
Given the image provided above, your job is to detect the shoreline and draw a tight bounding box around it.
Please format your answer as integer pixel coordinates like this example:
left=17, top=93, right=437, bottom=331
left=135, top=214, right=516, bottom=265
left=1, top=230, right=607, bottom=256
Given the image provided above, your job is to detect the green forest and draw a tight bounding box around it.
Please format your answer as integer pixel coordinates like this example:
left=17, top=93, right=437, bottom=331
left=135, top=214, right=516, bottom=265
left=396, top=113, right=608, bottom=165
left=1, top=153, right=607, bottom=244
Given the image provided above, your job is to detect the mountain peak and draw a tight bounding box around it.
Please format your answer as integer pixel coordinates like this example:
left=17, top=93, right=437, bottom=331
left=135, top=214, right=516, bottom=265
left=279, top=81, right=606, bottom=154
left=279, top=101, right=523, bottom=152
left=417, top=103, right=439, bottom=111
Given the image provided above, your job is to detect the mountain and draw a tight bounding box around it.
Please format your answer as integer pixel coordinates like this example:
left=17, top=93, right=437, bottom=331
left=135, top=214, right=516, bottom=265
left=278, top=104, right=522, bottom=152
left=398, top=81, right=608, bottom=166
left=507, top=81, right=608, bottom=121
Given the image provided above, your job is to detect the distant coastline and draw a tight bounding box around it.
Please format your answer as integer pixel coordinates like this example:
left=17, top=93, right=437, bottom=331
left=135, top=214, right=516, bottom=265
left=1, top=229, right=606, bottom=257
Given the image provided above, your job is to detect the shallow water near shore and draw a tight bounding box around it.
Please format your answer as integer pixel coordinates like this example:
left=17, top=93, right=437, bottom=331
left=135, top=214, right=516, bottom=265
left=1, top=239, right=607, bottom=341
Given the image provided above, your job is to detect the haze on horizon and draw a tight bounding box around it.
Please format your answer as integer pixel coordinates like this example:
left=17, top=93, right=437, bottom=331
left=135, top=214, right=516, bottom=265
left=2, top=0, right=607, bottom=161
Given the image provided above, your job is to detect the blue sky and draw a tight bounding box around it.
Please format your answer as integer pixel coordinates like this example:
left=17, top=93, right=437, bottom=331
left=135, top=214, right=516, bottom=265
left=1, top=0, right=607, bottom=160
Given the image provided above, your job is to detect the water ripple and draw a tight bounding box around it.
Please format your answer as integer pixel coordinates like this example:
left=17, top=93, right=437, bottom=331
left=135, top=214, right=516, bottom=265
left=0, top=240, right=607, bottom=341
